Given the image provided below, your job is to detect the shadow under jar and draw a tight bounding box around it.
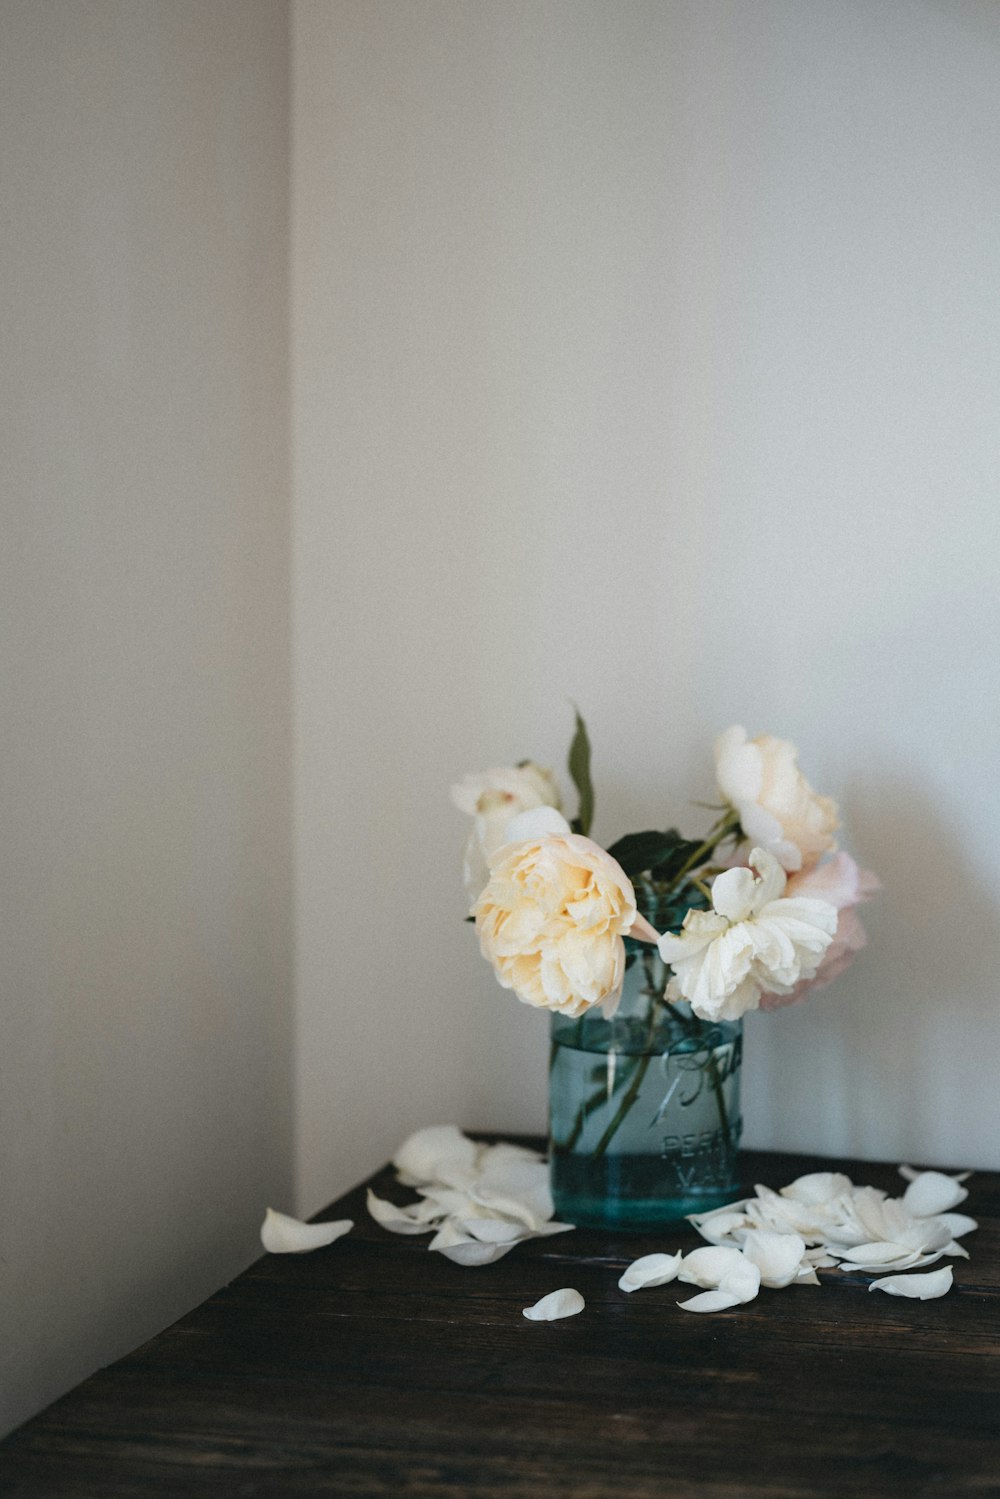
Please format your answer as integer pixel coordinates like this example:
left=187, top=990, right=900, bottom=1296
left=548, top=906, right=743, bottom=1229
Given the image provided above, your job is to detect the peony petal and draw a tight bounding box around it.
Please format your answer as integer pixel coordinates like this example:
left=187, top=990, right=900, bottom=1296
left=472, top=1158, right=554, bottom=1230
left=869, top=1266, right=954, bottom=1299
left=618, top=1252, right=683, bottom=1293
left=939, top=1212, right=978, bottom=1239
left=685, top=1208, right=749, bottom=1246
left=677, top=1289, right=742, bottom=1313
left=522, top=1288, right=585, bottom=1321
left=741, top=1230, right=807, bottom=1288
left=628, top=911, right=661, bottom=945
left=502, top=806, right=572, bottom=844
left=679, top=1245, right=748, bottom=1288
left=366, top=1189, right=436, bottom=1235
left=711, top=867, right=758, bottom=924
left=453, top=1216, right=533, bottom=1245
left=901, top=1171, right=969, bottom=1218
left=680, top=1247, right=760, bottom=1305
left=841, top=1241, right=913, bottom=1265
left=260, top=1208, right=353, bottom=1255
left=393, top=1124, right=479, bottom=1187
left=782, top=1172, right=853, bottom=1206
left=412, top=1185, right=477, bottom=1221
left=431, top=1225, right=521, bottom=1266
left=747, top=848, right=789, bottom=910
left=898, top=1163, right=971, bottom=1183
left=718, top=1256, right=762, bottom=1304
left=839, top=1249, right=939, bottom=1274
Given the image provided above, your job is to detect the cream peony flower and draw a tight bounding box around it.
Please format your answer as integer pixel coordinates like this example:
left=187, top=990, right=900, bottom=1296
left=760, top=852, right=880, bottom=1010
left=714, top=726, right=839, bottom=873
left=451, top=762, right=561, bottom=899
left=657, top=848, right=837, bottom=1022
left=473, top=808, right=653, bottom=1019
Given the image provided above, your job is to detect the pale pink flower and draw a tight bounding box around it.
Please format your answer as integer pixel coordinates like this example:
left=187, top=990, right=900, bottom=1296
left=760, top=852, right=879, bottom=1010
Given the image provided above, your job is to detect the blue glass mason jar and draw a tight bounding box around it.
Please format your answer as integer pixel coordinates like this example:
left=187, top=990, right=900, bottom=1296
left=548, top=893, right=743, bottom=1229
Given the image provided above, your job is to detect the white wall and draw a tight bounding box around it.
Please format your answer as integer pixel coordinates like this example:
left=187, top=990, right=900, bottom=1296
left=0, top=1, right=292, bottom=1436
left=293, top=0, right=1000, bottom=1214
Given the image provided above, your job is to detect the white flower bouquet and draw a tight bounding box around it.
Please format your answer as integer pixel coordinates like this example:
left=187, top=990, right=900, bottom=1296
left=452, top=713, right=878, bottom=1225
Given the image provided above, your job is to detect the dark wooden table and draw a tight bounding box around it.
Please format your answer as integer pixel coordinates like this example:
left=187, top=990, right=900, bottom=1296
left=3, top=1144, right=999, bottom=1498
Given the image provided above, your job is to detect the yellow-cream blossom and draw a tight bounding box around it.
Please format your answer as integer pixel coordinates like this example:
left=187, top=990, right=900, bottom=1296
left=473, top=809, right=654, bottom=1018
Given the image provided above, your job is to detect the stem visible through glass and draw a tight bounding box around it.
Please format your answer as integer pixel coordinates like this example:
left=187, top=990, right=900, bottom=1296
left=590, top=950, right=733, bottom=1160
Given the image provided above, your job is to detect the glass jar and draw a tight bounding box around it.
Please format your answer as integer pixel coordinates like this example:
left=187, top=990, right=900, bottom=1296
left=548, top=896, right=743, bottom=1229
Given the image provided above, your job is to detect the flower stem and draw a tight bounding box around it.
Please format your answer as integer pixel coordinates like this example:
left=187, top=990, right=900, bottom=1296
left=591, top=1050, right=654, bottom=1160
left=664, top=809, right=740, bottom=895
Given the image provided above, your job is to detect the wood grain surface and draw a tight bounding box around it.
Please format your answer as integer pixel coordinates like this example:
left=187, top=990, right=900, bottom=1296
left=3, top=1145, right=999, bottom=1498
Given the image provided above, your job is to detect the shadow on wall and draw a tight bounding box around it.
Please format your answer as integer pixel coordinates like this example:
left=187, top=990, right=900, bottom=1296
left=744, top=770, right=1000, bottom=1169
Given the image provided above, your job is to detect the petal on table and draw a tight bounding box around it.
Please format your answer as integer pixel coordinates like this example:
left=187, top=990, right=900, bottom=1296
left=679, top=1246, right=747, bottom=1288
left=900, top=1171, right=969, bottom=1218
left=431, top=1227, right=521, bottom=1266
left=741, top=1230, right=807, bottom=1288
left=939, top=1212, right=978, bottom=1239
left=522, top=1288, right=585, bottom=1321
left=366, top=1189, right=434, bottom=1235
left=781, top=1172, right=853, bottom=1205
left=618, top=1252, right=683, bottom=1293
left=260, top=1209, right=353, bottom=1254
left=686, top=1208, right=750, bottom=1246
left=677, top=1289, right=742, bottom=1313
left=869, top=1266, right=954, bottom=1299
left=393, top=1124, right=479, bottom=1187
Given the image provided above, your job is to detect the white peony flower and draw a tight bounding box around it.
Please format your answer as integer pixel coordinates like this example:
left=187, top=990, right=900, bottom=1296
left=657, top=848, right=837, bottom=1021
left=451, top=762, right=561, bottom=900
left=714, top=726, right=839, bottom=873
left=473, top=808, right=652, bottom=1019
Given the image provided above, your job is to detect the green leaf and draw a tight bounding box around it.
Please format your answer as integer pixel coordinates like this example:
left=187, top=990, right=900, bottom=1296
left=604, top=829, right=686, bottom=878
left=650, top=837, right=713, bottom=885
left=567, top=706, right=594, bottom=836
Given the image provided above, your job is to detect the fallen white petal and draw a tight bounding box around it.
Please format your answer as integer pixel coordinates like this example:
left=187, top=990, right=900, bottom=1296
left=741, top=1230, right=807, bottom=1288
left=473, top=1159, right=554, bottom=1230
left=840, top=1250, right=939, bottom=1274
left=366, top=1189, right=435, bottom=1235
left=899, top=1164, right=971, bottom=1184
left=679, top=1246, right=748, bottom=1288
left=677, top=1289, right=742, bottom=1313
left=618, top=1253, right=683, bottom=1293
left=478, top=1141, right=545, bottom=1168
left=414, top=1185, right=478, bottom=1220
left=454, top=1216, right=534, bottom=1245
left=718, top=1256, right=761, bottom=1303
left=260, top=1209, right=353, bottom=1254
left=782, top=1172, right=853, bottom=1206
left=901, top=1171, right=969, bottom=1218
left=841, top=1241, right=912, bottom=1265
left=749, top=1186, right=829, bottom=1238
left=522, top=1288, right=585, bottom=1321
left=869, top=1266, right=954, bottom=1299
left=679, top=1248, right=760, bottom=1309
left=686, top=1209, right=749, bottom=1246
left=432, top=1230, right=520, bottom=1266
left=939, top=1211, right=978, bottom=1238
left=393, top=1124, right=479, bottom=1187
